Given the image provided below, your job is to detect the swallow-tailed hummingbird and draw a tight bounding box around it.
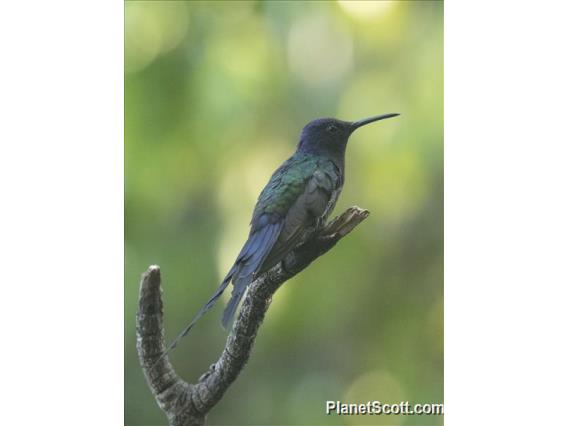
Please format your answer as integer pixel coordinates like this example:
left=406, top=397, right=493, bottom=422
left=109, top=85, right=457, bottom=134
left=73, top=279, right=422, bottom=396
left=167, top=113, right=399, bottom=353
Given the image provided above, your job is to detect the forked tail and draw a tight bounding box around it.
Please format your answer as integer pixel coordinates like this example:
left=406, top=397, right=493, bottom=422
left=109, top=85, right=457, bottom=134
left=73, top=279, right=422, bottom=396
left=150, top=267, right=235, bottom=368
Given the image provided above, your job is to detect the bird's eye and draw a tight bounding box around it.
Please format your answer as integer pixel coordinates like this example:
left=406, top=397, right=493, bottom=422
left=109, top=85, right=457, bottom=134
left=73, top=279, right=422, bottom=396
left=326, top=124, right=338, bottom=133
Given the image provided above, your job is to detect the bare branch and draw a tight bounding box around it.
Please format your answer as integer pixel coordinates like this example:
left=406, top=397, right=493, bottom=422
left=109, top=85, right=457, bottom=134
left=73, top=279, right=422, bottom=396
left=136, top=206, right=370, bottom=425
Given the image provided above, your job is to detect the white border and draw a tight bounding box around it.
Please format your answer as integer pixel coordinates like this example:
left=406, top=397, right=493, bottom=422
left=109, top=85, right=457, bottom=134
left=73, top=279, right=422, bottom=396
left=0, top=2, right=124, bottom=425
left=446, top=1, right=568, bottom=424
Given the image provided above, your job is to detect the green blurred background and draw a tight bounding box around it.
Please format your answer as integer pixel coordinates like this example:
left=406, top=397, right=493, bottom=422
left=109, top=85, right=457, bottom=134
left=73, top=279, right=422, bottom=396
left=125, top=1, right=443, bottom=425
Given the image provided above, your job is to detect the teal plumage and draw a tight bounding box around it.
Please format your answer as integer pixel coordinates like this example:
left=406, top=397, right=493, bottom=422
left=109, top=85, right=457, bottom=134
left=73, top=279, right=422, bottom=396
left=254, top=153, right=319, bottom=219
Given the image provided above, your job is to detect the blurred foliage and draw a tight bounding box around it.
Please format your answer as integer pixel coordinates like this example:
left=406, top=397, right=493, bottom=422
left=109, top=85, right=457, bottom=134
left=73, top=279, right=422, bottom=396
left=125, top=1, right=443, bottom=425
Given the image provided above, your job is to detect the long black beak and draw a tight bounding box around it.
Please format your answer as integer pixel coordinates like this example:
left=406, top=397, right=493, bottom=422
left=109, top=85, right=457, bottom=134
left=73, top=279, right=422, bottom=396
left=350, top=113, right=400, bottom=132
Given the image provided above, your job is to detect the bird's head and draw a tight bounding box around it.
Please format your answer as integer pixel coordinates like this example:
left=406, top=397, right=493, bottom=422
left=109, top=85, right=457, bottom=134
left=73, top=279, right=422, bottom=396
left=297, top=113, right=400, bottom=158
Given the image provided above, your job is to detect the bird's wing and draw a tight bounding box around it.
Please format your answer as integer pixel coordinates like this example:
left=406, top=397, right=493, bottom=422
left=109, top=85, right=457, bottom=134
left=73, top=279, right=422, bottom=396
left=251, top=153, right=319, bottom=227
left=260, top=160, right=340, bottom=272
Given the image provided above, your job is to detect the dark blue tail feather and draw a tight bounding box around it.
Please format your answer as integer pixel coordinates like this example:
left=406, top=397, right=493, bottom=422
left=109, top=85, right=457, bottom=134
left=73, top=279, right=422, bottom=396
left=221, top=221, right=282, bottom=328
left=153, top=217, right=283, bottom=367
left=153, top=265, right=236, bottom=367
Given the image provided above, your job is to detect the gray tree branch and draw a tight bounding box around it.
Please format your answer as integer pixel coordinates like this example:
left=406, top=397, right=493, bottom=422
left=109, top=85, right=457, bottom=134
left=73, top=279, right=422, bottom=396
left=136, top=206, right=370, bottom=425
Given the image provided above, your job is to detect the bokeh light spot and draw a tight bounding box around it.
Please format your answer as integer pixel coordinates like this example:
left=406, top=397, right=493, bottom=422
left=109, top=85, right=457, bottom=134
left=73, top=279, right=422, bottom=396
left=125, top=2, right=189, bottom=74
left=344, top=369, right=405, bottom=425
left=287, top=14, right=353, bottom=90
left=338, top=0, right=396, bottom=20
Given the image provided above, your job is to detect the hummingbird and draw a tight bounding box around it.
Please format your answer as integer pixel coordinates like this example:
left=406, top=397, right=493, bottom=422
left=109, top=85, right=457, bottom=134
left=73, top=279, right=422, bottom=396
left=166, top=113, right=399, bottom=354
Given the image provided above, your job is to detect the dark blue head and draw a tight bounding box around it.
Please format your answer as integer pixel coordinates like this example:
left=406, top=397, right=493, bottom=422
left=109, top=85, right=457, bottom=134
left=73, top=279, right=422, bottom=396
left=297, top=113, right=399, bottom=159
